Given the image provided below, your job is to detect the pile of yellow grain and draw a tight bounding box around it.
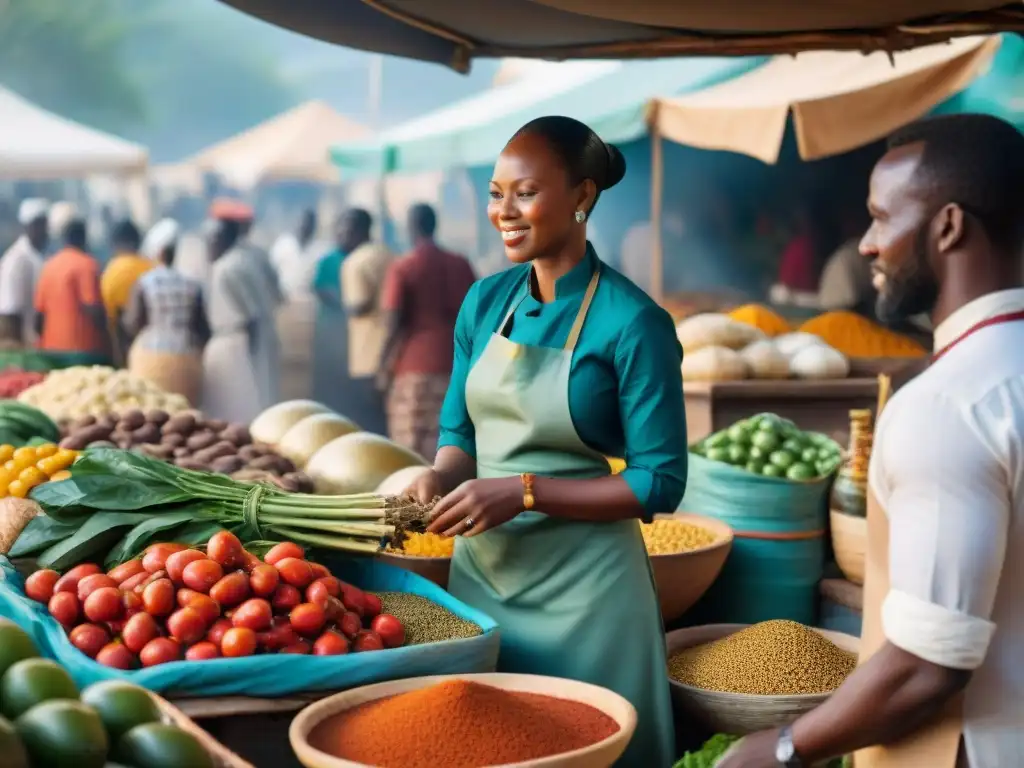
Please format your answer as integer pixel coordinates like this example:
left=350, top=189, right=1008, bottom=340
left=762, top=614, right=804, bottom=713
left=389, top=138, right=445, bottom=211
left=641, top=519, right=718, bottom=555
left=668, top=620, right=856, bottom=694
left=799, top=312, right=926, bottom=358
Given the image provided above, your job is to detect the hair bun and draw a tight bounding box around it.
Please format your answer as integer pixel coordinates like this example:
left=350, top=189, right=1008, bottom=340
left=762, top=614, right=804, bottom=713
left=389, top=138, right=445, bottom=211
left=602, top=143, right=626, bottom=191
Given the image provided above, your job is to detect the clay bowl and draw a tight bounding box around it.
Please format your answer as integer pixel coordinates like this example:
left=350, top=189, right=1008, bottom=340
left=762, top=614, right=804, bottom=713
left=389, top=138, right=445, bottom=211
left=665, top=623, right=859, bottom=735
left=289, top=673, right=637, bottom=768
left=649, top=513, right=734, bottom=622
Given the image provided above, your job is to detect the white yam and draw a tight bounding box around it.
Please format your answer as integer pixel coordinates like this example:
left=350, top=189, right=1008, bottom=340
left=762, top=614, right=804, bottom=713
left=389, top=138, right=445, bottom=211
left=739, top=340, right=791, bottom=379
left=276, top=412, right=361, bottom=469
left=774, top=332, right=826, bottom=358
left=306, top=432, right=428, bottom=495
left=675, top=313, right=766, bottom=354
left=250, top=400, right=333, bottom=445
left=789, top=345, right=851, bottom=380
left=681, top=346, right=749, bottom=382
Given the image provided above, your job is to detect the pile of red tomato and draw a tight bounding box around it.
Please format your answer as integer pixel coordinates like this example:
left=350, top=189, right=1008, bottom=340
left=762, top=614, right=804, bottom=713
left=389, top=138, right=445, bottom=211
left=23, top=533, right=407, bottom=668
left=0, top=369, right=46, bottom=398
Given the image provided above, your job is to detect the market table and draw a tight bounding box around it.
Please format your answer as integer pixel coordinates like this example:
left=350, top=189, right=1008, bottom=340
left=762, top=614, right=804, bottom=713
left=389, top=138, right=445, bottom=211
left=684, top=378, right=880, bottom=443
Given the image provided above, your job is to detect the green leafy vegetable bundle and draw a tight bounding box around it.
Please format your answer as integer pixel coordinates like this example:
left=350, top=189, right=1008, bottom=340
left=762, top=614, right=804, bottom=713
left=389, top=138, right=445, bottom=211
left=673, top=734, right=740, bottom=767
left=10, top=448, right=432, bottom=571
left=673, top=734, right=850, bottom=768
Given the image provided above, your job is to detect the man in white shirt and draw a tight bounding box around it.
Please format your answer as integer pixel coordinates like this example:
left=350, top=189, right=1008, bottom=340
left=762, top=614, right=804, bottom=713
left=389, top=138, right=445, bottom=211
left=0, top=199, right=49, bottom=345
left=270, top=209, right=326, bottom=300
left=720, top=114, right=1024, bottom=767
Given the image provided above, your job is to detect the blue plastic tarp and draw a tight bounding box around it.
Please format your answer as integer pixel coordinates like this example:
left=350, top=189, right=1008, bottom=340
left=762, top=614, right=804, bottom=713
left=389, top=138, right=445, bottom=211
left=0, top=555, right=500, bottom=698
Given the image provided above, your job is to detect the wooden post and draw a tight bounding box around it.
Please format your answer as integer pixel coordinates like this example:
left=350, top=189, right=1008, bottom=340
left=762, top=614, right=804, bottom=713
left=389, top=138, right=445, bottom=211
left=649, top=111, right=664, bottom=303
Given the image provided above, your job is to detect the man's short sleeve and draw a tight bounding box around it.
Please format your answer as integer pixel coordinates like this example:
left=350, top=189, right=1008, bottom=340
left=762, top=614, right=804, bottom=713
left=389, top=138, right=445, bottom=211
left=341, top=253, right=373, bottom=310
left=877, top=392, right=1008, bottom=670
left=75, top=261, right=101, bottom=306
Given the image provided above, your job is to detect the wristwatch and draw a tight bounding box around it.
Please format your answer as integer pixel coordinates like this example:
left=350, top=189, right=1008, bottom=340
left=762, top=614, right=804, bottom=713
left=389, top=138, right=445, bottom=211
left=775, top=726, right=804, bottom=767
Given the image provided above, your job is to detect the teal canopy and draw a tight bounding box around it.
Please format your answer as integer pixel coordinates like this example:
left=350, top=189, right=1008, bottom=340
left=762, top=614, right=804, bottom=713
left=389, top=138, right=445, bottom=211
left=331, top=56, right=766, bottom=176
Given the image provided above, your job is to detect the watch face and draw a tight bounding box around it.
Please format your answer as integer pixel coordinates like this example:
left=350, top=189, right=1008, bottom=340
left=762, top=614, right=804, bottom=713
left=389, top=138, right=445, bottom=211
left=775, top=728, right=797, bottom=764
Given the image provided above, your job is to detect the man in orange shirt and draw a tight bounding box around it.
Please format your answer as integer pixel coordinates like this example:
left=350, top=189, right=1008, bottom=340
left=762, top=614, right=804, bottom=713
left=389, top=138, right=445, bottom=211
left=34, top=217, right=110, bottom=364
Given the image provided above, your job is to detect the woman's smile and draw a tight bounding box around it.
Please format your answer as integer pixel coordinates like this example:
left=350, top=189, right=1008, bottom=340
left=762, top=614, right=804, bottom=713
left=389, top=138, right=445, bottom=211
left=500, top=227, right=530, bottom=247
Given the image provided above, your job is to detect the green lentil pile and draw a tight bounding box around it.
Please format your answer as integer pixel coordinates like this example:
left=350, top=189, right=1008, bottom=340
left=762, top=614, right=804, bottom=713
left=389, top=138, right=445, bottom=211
left=375, top=592, right=483, bottom=646
left=668, top=620, right=856, bottom=695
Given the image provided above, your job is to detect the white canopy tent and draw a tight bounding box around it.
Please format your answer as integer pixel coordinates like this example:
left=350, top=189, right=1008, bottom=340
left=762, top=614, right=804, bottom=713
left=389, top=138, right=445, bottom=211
left=0, top=86, right=148, bottom=178
left=183, top=100, right=368, bottom=189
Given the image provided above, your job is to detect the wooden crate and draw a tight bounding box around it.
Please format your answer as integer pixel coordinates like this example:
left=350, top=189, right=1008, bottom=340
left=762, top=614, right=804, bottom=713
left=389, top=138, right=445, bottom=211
left=683, top=378, right=880, bottom=444
left=156, top=695, right=257, bottom=768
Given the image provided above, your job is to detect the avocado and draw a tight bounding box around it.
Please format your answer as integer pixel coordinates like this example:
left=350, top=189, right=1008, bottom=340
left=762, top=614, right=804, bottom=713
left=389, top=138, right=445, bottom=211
left=0, top=621, right=39, bottom=680
left=0, top=714, right=30, bottom=768
left=115, top=723, right=215, bottom=768
left=81, top=681, right=161, bottom=742
left=16, top=700, right=108, bottom=768
left=0, top=658, right=78, bottom=719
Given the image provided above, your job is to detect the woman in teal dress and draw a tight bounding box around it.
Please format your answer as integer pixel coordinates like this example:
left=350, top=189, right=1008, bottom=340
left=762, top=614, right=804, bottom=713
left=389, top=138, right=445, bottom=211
left=406, top=116, right=687, bottom=767
left=311, top=242, right=352, bottom=414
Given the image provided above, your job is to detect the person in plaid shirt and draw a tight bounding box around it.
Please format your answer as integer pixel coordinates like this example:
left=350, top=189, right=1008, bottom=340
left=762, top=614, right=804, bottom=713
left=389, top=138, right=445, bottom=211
left=123, top=218, right=210, bottom=405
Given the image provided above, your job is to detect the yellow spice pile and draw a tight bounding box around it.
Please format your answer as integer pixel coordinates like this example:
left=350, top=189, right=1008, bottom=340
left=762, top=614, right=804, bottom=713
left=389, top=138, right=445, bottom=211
left=640, top=519, right=717, bottom=555
left=669, top=620, right=856, bottom=695
left=390, top=531, right=454, bottom=558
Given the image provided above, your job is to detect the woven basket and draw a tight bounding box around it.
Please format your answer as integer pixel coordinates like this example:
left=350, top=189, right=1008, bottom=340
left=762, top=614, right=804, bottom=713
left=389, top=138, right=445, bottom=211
left=666, top=623, right=859, bottom=735
left=376, top=551, right=450, bottom=589
left=830, top=509, right=866, bottom=586
left=650, top=513, right=733, bottom=622
left=155, top=694, right=255, bottom=768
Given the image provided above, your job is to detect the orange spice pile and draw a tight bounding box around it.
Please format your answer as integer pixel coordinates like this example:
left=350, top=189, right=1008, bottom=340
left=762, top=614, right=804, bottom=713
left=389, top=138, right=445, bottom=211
left=308, top=679, right=619, bottom=767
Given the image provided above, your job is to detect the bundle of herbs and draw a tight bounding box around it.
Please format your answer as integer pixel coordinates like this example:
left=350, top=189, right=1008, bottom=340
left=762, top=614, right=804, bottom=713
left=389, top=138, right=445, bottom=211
left=9, top=448, right=434, bottom=571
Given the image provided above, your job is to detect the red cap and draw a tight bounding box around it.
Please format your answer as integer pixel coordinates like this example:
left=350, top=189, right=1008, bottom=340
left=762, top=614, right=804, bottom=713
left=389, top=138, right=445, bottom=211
left=209, top=198, right=254, bottom=222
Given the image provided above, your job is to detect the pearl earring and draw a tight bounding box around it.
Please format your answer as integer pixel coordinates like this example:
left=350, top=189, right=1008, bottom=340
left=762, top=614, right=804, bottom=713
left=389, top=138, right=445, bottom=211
left=574, top=210, right=586, bottom=223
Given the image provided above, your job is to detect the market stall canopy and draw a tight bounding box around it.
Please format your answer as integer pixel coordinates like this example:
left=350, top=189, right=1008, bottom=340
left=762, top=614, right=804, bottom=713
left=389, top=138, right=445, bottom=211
left=216, top=0, right=1023, bottom=71
left=648, top=36, right=1000, bottom=164
left=0, top=87, right=147, bottom=178
left=331, top=56, right=763, bottom=175
left=187, top=100, right=368, bottom=188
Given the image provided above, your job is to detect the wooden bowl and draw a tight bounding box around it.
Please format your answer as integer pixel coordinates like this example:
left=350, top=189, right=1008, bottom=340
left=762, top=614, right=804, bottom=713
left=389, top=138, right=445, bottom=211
left=289, top=673, right=637, bottom=768
left=665, top=624, right=859, bottom=735
left=830, top=509, right=866, bottom=586
left=376, top=551, right=451, bottom=589
left=649, top=513, right=733, bottom=623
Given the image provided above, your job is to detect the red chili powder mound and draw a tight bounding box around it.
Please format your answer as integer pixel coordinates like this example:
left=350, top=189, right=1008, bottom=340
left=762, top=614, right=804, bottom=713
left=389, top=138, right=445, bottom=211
left=307, top=679, right=620, bottom=767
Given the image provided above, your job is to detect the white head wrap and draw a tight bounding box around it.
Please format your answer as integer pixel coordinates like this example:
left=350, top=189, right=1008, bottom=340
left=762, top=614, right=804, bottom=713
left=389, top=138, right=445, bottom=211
left=141, top=218, right=180, bottom=260
left=18, top=199, right=49, bottom=226
left=48, top=202, right=79, bottom=238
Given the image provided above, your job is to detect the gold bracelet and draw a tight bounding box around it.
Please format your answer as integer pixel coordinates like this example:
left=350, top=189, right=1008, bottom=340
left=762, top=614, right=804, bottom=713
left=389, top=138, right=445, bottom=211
left=520, top=472, right=536, bottom=510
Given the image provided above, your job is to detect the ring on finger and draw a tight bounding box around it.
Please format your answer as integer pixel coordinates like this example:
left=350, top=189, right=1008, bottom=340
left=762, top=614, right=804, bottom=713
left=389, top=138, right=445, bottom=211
left=464, top=517, right=476, bottom=531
